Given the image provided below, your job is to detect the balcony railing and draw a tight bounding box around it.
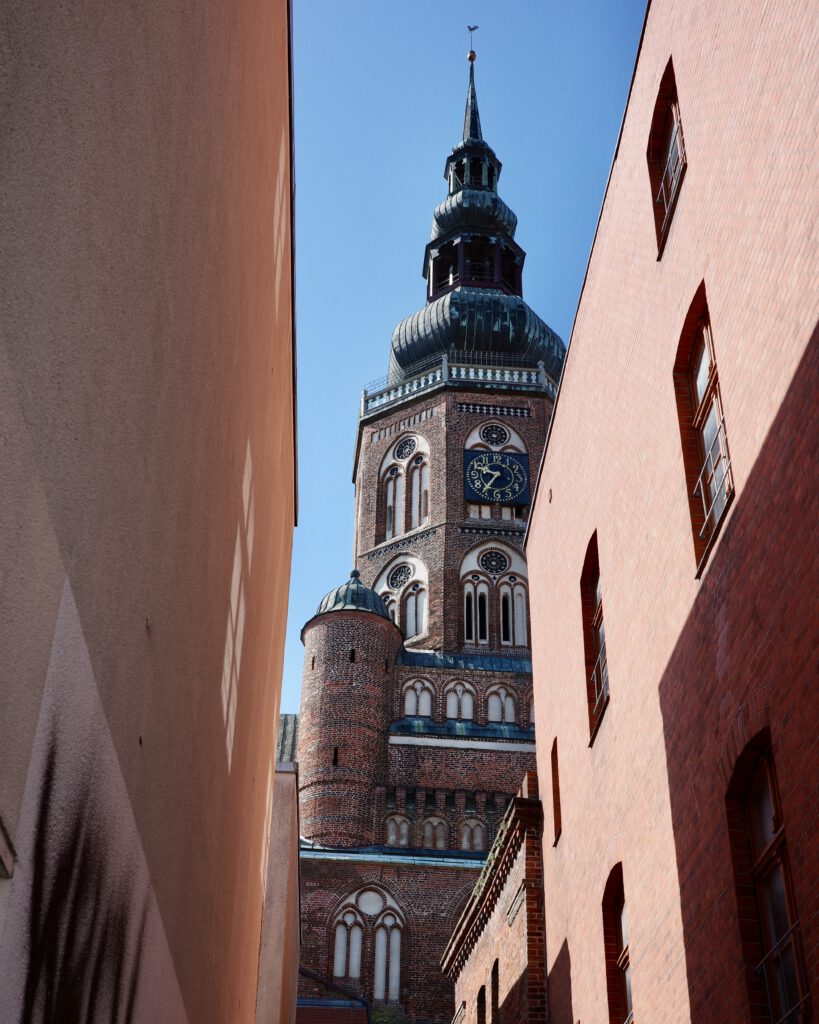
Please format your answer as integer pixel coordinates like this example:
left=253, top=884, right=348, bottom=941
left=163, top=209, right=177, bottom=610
left=362, top=352, right=556, bottom=415
left=693, top=416, right=733, bottom=542
left=591, top=642, right=609, bottom=719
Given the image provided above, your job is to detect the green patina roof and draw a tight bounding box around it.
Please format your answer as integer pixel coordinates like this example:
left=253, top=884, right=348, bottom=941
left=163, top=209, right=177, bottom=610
left=315, top=569, right=391, bottom=621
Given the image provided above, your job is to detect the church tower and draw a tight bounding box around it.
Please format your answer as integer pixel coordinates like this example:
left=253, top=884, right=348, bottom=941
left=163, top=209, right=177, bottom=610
left=297, top=54, right=565, bottom=1023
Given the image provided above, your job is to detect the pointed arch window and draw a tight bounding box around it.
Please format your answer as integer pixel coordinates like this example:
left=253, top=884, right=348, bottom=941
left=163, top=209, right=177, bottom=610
left=330, top=888, right=405, bottom=1004
left=602, top=864, right=632, bottom=1024
left=726, top=736, right=809, bottom=1023
left=445, top=682, right=474, bottom=722
left=409, top=455, right=430, bottom=530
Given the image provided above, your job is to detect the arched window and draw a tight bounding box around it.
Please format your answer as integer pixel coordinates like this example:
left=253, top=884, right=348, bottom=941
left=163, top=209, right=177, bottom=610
left=384, top=466, right=405, bottom=541
left=423, top=817, right=447, bottom=850
left=403, top=680, right=433, bottom=718
left=460, top=820, right=485, bottom=852
left=602, top=864, right=632, bottom=1024
left=375, top=557, right=429, bottom=641
left=477, top=583, right=489, bottom=643
left=445, top=682, right=474, bottom=721
left=460, top=544, right=528, bottom=650
left=404, top=584, right=427, bottom=639
left=726, top=734, right=808, bottom=1022
left=409, top=455, right=430, bottom=529
left=333, top=908, right=364, bottom=980
left=331, top=888, right=405, bottom=1003
left=487, top=687, right=516, bottom=724
left=385, top=815, right=410, bottom=848
left=500, top=579, right=528, bottom=647
left=373, top=910, right=402, bottom=1002
left=464, top=581, right=476, bottom=642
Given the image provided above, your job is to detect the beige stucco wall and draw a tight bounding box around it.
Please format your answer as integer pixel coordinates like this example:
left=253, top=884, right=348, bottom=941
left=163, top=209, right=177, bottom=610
left=0, top=0, right=296, bottom=1020
left=256, top=765, right=301, bottom=1024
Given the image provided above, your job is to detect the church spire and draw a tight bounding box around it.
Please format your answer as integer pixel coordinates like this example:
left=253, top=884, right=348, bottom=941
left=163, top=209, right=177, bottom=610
left=463, top=56, right=483, bottom=143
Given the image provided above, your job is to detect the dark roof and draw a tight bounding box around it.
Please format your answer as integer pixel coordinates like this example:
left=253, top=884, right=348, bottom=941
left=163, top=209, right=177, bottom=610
left=390, top=288, right=564, bottom=383
left=276, top=713, right=299, bottom=762
left=314, top=569, right=391, bottom=621
left=462, top=60, right=482, bottom=142
left=399, top=649, right=532, bottom=673
left=389, top=716, right=535, bottom=742
left=430, top=188, right=517, bottom=242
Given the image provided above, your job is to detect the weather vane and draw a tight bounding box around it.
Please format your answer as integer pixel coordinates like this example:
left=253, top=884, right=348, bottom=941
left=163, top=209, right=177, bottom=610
left=468, top=24, right=478, bottom=61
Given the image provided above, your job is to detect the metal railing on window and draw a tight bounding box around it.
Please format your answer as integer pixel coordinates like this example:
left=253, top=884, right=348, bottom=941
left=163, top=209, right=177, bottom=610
left=655, top=119, right=686, bottom=233
left=754, top=921, right=811, bottom=1024
left=591, top=642, right=609, bottom=718
left=693, top=416, right=733, bottom=542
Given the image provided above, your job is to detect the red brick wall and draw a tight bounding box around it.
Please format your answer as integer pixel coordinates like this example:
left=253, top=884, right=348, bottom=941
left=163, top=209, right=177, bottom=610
left=299, top=611, right=403, bottom=846
left=525, top=1, right=818, bottom=1022
left=299, top=856, right=480, bottom=1023
left=355, top=389, right=552, bottom=654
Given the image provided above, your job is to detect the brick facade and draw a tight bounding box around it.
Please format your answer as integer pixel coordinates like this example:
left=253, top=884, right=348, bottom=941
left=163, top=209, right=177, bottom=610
left=295, top=55, right=566, bottom=1023
left=525, top=1, right=818, bottom=1022
left=442, top=772, right=547, bottom=1024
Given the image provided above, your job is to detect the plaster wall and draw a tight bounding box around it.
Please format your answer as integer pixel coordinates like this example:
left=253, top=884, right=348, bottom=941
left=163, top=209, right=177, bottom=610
left=257, top=766, right=301, bottom=1024
left=526, top=1, right=818, bottom=1022
left=0, top=0, right=296, bottom=1020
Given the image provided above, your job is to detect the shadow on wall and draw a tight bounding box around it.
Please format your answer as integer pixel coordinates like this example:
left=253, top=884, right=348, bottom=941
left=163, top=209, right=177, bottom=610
left=547, top=939, right=573, bottom=1024
left=0, top=580, right=187, bottom=1024
left=498, top=967, right=527, bottom=1022
left=21, top=738, right=148, bottom=1021
left=658, top=325, right=819, bottom=1021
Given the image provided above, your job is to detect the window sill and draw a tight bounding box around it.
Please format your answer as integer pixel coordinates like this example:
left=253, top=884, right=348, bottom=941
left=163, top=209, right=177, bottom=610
left=694, top=487, right=735, bottom=579
left=588, top=696, right=610, bottom=748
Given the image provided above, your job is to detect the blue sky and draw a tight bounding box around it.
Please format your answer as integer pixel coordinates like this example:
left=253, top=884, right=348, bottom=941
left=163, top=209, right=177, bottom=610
left=281, top=0, right=647, bottom=712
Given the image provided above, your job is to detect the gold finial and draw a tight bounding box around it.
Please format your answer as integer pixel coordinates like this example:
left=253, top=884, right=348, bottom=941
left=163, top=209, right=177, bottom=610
left=467, top=24, right=478, bottom=60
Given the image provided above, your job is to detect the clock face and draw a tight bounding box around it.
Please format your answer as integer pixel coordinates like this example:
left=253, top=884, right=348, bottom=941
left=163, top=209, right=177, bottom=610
left=464, top=452, right=530, bottom=504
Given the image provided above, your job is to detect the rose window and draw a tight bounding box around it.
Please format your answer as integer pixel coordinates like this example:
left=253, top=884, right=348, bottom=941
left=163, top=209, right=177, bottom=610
left=479, top=550, right=510, bottom=576
left=395, top=437, right=417, bottom=460
left=480, top=424, right=510, bottom=447
left=388, top=564, right=413, bottom=590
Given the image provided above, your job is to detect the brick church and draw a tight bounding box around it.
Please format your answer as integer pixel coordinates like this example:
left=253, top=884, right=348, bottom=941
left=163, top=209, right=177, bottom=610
left=294, top=54, right=564, bottom=1023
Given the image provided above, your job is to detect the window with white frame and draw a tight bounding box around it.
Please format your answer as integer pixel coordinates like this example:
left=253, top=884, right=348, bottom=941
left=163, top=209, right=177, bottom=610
left=403, top=679, right=434, bottom=717
left=460, top=820, right=485, bottom=852
left=445, top=682, right=475, bottom=721
left=487, top=687, right=516, bottom=724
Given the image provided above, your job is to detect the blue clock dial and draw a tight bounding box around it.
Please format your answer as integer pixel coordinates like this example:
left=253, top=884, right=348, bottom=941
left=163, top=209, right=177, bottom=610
left=463, top=451, right=530, bottom=505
